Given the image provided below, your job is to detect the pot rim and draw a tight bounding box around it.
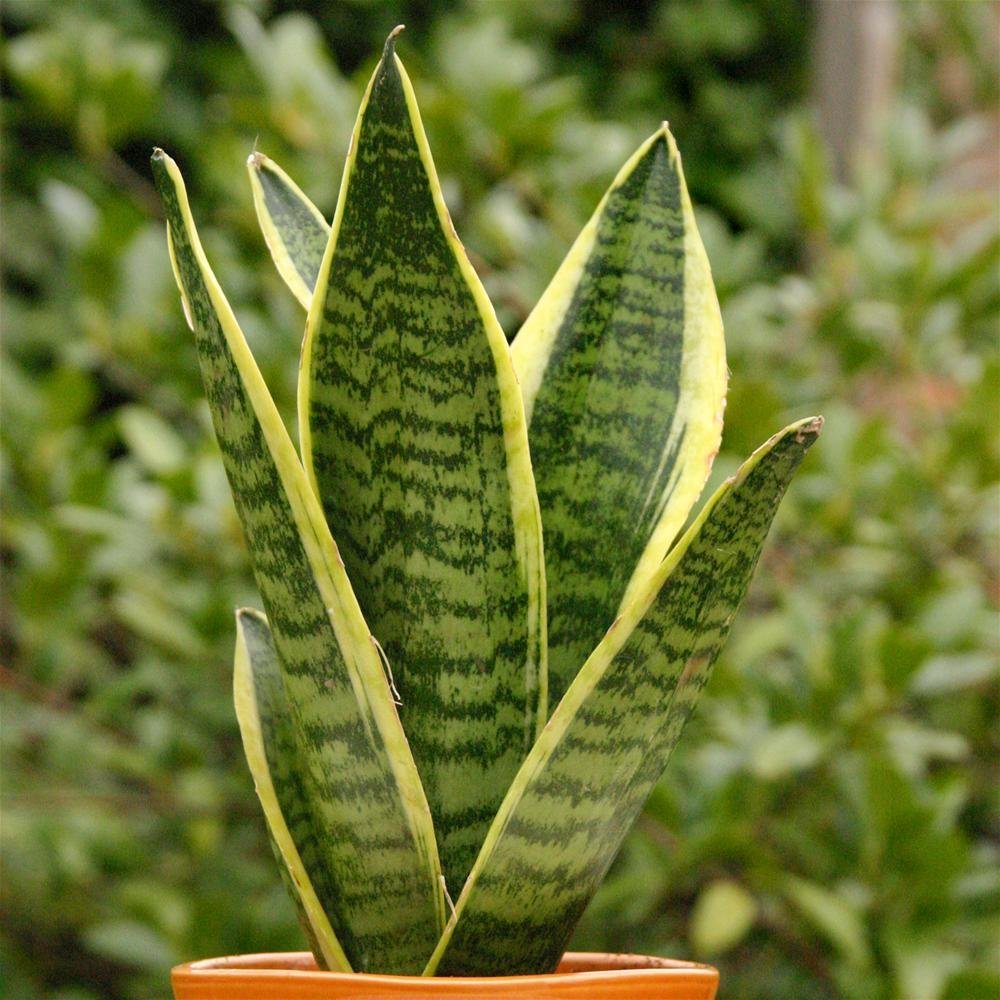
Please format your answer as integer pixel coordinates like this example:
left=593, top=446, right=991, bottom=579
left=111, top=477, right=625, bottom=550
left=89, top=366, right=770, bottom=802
left=173, top=950, right=719, bottom=988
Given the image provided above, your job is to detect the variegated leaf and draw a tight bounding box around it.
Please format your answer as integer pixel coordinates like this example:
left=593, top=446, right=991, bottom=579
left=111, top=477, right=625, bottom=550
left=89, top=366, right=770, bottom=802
left=247, top=152, right=329, bottom=309
left=299, top=30, right=546, bottom=897
left=233, top=608, right=350, bottom=972
left=152, top=149, right=444, bottom=974
left=512, top=125, right=727, bottom=708
left=427, top=417, right=822, bottom=976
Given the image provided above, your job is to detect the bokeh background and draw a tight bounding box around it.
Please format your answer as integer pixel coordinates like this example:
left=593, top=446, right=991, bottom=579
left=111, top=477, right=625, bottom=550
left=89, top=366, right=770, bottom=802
left=2, top=1, right=998, bottom=997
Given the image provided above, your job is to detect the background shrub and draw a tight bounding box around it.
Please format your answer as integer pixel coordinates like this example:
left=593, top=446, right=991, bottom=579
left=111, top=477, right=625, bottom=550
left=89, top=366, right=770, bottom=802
left=2, top=2, right=997, bottom=997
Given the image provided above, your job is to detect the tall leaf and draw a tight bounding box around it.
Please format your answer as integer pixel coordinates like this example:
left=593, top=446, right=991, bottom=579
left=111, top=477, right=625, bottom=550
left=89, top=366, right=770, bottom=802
left=233, top=608, right=350, bottom=972
left=247, top=152, right=329, bottom=309
left=427, top=417, right=822, bottom=976
left=511, top=125, right=727, bottom=707
left=299, top=31, right=546, bottom=896
left=151, top=149, right=445, bottom=973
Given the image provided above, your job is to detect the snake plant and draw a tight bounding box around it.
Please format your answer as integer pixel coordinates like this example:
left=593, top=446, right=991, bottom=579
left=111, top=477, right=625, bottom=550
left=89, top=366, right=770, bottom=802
left=152, top=28, right=821, bottom=978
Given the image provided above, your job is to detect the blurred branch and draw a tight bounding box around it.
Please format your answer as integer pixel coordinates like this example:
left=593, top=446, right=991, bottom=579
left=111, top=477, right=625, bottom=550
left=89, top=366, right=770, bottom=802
left=96, top=353, right=201, bottom=432
left=0, top=662, right=73, bottom=713
left=759, top=905, right=835, bottom=985
left=636, top=813, right=680, bottom=853
left=93, top=148, right=163, bottom=218
left=4, top=787, right=258, bottom=818
left=814, top=0, right=900, bottom=181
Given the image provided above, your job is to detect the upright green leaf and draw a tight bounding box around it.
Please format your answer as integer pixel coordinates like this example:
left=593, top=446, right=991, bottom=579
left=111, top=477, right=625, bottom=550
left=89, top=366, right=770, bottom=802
left=233, top=608, right=350, bottom=973
left=511, top=125, right=727, bottom=707
left=427, top=417, right=822, bottom=976
left=299, top=31, right=547, bottom=897
left=247, top=152, right=329, bottom=308
left=151, top=149, right=444, bottom=974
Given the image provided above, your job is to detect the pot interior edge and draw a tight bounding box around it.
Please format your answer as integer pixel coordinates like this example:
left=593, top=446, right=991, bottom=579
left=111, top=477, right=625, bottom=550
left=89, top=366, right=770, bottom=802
left=184, top=950, right=716, bottom=976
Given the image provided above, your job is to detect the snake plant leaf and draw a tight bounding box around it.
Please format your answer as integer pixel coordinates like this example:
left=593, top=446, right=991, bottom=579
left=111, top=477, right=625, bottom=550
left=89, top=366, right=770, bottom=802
left=151, top=149, right=445, bottom=974
left=511, top=125, right=727, bottom=708
left=299, top=30, right=547, bottom=897
left=248, top=152, right=329, bottom=309
left=427, top=416, right=822, bottom=976
left=233, top=608, right=350, bottom=973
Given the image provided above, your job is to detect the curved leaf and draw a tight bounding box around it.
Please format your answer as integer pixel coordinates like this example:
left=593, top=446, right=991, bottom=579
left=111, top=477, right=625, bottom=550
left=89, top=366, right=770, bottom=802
left=427, top=417, right=822, bottom=976
left=247, top=152, right=329, bottom=308
left=233, top=608, right=350, bottom=972
left=299, top=32, right=547, bottom=896
left=152, top=149, right=444, bottom=973
left=511, top=125, right=727, bottom=707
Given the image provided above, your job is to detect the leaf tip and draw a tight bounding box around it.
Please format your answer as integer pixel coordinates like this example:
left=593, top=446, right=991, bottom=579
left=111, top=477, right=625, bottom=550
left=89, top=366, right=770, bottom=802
left=150, top=148, right=181, bottom=193
left=384, top=24, right=405, bottom=57
left=150, top=148, right=172, bottom=179
left=150, top=147, right=177, bottom=171
left=658, top=122, right=682, bottom=165
left=235, top=606, right=268, bottom=628
left=796, top=415, right=825, bottom=444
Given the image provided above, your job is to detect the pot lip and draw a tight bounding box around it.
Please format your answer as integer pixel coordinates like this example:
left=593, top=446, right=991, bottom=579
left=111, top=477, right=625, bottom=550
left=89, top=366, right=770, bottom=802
left=173, top=950, right=719, bottom=985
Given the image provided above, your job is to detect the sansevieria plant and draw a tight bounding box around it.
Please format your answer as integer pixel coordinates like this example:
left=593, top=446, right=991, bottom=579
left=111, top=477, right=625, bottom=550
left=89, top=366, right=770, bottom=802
left=152, top=28, right=822, bottom=978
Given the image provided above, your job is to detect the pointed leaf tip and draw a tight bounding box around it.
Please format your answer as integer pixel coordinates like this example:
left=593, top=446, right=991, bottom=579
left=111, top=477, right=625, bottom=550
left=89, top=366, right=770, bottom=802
left=384, top=24, right=405, bottom=56
left=798, top=415, right=825, bottom=439
left=247, top=152, right=329, bottom=308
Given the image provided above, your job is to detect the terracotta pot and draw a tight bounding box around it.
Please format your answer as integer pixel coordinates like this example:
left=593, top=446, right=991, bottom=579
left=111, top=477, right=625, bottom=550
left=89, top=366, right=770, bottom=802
left=171, top=951, right=719, bottom=999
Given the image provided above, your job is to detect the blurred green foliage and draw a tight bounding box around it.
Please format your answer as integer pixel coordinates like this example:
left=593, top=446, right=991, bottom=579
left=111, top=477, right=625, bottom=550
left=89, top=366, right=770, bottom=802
left=2, top=2, right=997, bottom=998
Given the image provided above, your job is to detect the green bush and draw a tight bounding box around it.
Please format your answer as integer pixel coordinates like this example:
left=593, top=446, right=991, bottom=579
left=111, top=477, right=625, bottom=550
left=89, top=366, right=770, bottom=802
left=2, top=2, right=996, bottom=998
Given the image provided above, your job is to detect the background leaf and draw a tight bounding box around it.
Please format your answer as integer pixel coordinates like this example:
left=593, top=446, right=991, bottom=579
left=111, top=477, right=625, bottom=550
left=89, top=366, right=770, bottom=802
left=2, top=1, right=995, bottom=996
left=690, top=880, right=758, bottom=957
left=783, top=877, right=870, bottom=969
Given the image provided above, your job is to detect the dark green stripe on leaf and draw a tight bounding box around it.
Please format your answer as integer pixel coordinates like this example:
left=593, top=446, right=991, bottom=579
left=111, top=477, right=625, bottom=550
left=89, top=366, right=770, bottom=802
left=301, top=38, right=545, bottom=897
left=428, top=417, right=821, bottom=976
left=248, top=152, right=329, bottom=307
left=152, top=149, right=443, bottom=974
left=514, top=127, right=726, bottom=710
left=234, top=608, right=350, bottom=971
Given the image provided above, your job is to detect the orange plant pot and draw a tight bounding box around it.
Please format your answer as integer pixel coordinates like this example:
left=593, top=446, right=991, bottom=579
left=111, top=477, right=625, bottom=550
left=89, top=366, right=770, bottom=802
left=171, top=951, right=719, bottom=999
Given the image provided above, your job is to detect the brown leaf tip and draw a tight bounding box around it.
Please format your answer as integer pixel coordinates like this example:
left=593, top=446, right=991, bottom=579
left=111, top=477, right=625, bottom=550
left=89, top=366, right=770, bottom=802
left=384, top=24, right=405, bottom=57
left=795, top=416, right=825, bottom=443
